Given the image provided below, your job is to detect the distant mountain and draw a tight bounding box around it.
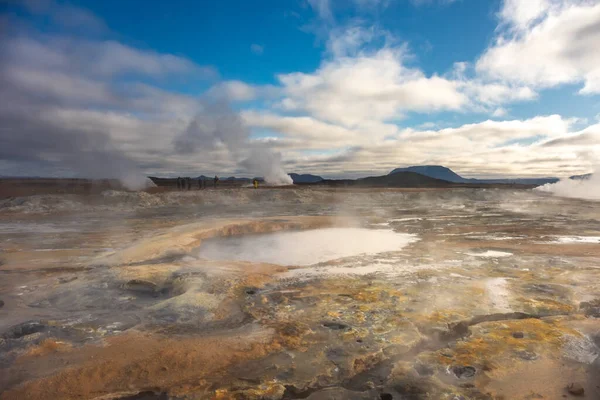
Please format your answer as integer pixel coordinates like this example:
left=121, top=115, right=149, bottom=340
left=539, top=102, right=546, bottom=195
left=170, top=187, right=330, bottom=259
left=311, top=171, right=452, bottom=188
left=390, top=165, right=467, bottom=183
left=359, top=171, right=452, bottom=187
left=570, top=173, right=592, bottom=180
left=289, top=173, right=323, bottom=184
left=389, top=165, right=558, bottom=186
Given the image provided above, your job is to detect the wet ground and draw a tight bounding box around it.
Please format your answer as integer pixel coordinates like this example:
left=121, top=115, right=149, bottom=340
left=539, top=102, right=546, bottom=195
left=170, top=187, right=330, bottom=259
left=0, top=187, right=599, bottom=399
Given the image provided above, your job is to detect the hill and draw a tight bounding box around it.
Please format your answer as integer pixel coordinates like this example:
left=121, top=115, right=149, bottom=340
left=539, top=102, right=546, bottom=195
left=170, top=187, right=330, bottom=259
left=312, top=171, right=452, bottom=188
left=390, top=165, right=558, bottom=186
left=390, top=165, right=467, bottom=183
left=359, top=171, right=452, bottom=187
left=289, top=173, right=323, bottom=184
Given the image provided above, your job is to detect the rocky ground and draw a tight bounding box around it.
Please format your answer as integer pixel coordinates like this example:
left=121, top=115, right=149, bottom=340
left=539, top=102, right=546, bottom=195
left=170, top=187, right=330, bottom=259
left=0, top=187, right=599, bottom=399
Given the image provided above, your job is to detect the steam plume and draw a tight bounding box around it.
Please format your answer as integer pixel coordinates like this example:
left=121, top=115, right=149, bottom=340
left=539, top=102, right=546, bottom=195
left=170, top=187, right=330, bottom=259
left=174, top=102, right=292, bottom=185
left=535, top=169, right=599, bottom=201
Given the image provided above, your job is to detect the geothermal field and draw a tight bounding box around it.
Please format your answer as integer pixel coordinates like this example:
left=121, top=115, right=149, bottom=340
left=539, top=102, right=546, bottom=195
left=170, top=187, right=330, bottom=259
left=0, top=186, right=599, bottom=400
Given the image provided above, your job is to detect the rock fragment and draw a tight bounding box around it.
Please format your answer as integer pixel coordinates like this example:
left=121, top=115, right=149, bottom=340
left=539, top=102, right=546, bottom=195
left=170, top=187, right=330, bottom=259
left=580, top=299, right=600, bottom=317
left=3, top=320, right=45, bottom=339
left=452, top=365, right=476, bottom=379
left=566, top=383, right=585, bottom=396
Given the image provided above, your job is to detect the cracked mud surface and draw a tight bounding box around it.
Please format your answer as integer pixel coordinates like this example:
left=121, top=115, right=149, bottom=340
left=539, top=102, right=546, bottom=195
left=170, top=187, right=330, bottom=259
left=0, top=188, right=599, bottom=399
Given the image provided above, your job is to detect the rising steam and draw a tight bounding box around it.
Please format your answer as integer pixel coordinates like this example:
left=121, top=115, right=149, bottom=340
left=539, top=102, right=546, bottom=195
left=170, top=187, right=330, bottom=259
left=535, top=169, right=599, bottom=201
left=241, top=149, right=292, bottom=185
left=174, top=101, right=292, bottom=185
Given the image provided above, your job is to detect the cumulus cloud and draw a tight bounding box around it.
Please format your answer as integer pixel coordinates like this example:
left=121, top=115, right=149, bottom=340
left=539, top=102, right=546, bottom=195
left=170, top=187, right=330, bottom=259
left=277, top=48, right=467, bottom=127
left=276, top=24, right=538, bottom=128
left=477, top=0, right=600, bottom=94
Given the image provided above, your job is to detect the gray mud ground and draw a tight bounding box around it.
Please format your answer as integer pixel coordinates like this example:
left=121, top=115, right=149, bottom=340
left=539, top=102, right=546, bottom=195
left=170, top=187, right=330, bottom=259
left=0, top=187, right=599, bottom=399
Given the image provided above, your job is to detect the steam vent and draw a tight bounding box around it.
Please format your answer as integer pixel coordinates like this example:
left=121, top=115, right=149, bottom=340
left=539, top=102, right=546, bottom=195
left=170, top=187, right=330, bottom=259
left=1, top=188, right=599, bottom=399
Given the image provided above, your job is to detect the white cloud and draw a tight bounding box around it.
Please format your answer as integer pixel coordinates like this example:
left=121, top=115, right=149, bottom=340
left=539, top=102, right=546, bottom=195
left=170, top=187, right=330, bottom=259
left=22, top=0, right=107, bottom=32
left=477, top=0, right=600, bottom=94
left=206, top=81, right=281, bottom=102
left=3, top=36, right=216, bottom=79
left=326, top=25, right=383, bottom=57
left=208, top=81, right=257, bottom=102
left=250, top=43, right=264, bottom=54
left=540, top=122, right=600, bottom=147
left=498, top=0, right=551, bottom=30
left=93, top=41, right=213, bottom=77
left=278, top=44, right=467, bottom=127
left=492, top=107, right=508, bottom=117
left=460, top=80, right=537, bottom=107
left=242, top=111, right=366, bottom=146
left=307, top=0, right=333, bottom=21
left=417, top=122, right=437, bottom=129
left=276, top=24, right=538, bottom=128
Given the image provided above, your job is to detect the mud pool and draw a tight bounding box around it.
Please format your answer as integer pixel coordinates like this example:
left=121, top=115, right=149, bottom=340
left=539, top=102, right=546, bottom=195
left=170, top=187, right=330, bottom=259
left=0, top=187, right=599, bottom=399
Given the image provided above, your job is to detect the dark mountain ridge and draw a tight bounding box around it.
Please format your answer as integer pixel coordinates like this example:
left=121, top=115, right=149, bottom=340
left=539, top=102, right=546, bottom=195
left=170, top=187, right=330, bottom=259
left=390, top=165, right=558, bottom=185
left=289, top=173, right=323, bottom=183
left=570, top=173, right=592, bottom=180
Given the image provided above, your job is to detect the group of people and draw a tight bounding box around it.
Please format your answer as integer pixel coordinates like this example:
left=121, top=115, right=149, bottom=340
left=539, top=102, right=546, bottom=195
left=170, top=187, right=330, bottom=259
left=173, top=176, right=260, bottom=190
left=175, top=176, right=219, bottom=190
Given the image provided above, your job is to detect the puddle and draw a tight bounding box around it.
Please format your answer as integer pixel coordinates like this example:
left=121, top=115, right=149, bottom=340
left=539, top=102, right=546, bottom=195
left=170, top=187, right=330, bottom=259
left=552, top=236, right=600, bottom=244
left=195, top=228, right=418, bottom=266
left=466, top=250, right=513, bottom=258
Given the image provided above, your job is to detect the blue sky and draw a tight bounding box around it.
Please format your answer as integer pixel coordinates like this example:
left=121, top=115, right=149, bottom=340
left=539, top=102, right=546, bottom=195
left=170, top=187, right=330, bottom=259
left=62, top=0, right=497, bottom=83
left=1, top=0, right=599, bottom=183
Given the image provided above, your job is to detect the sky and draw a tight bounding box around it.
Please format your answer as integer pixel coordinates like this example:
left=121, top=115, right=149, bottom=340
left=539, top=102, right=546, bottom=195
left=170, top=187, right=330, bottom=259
left=1, top=0, right=599, bottom=182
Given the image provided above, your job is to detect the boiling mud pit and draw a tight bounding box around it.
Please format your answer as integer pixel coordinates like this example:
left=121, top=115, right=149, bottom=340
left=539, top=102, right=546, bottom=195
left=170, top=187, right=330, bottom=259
left=1, top=188, right=600, bottom=400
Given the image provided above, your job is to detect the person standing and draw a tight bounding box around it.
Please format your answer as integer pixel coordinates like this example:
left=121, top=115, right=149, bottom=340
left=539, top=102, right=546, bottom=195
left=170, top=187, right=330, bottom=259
left=213, top=175, right=219, bottom=189
left=253, top=178, right=258, bottom=189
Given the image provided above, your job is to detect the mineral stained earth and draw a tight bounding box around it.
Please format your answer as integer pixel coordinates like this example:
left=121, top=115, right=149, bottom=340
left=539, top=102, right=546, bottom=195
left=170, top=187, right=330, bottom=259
left=0, top=187, right=599, bottom=400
